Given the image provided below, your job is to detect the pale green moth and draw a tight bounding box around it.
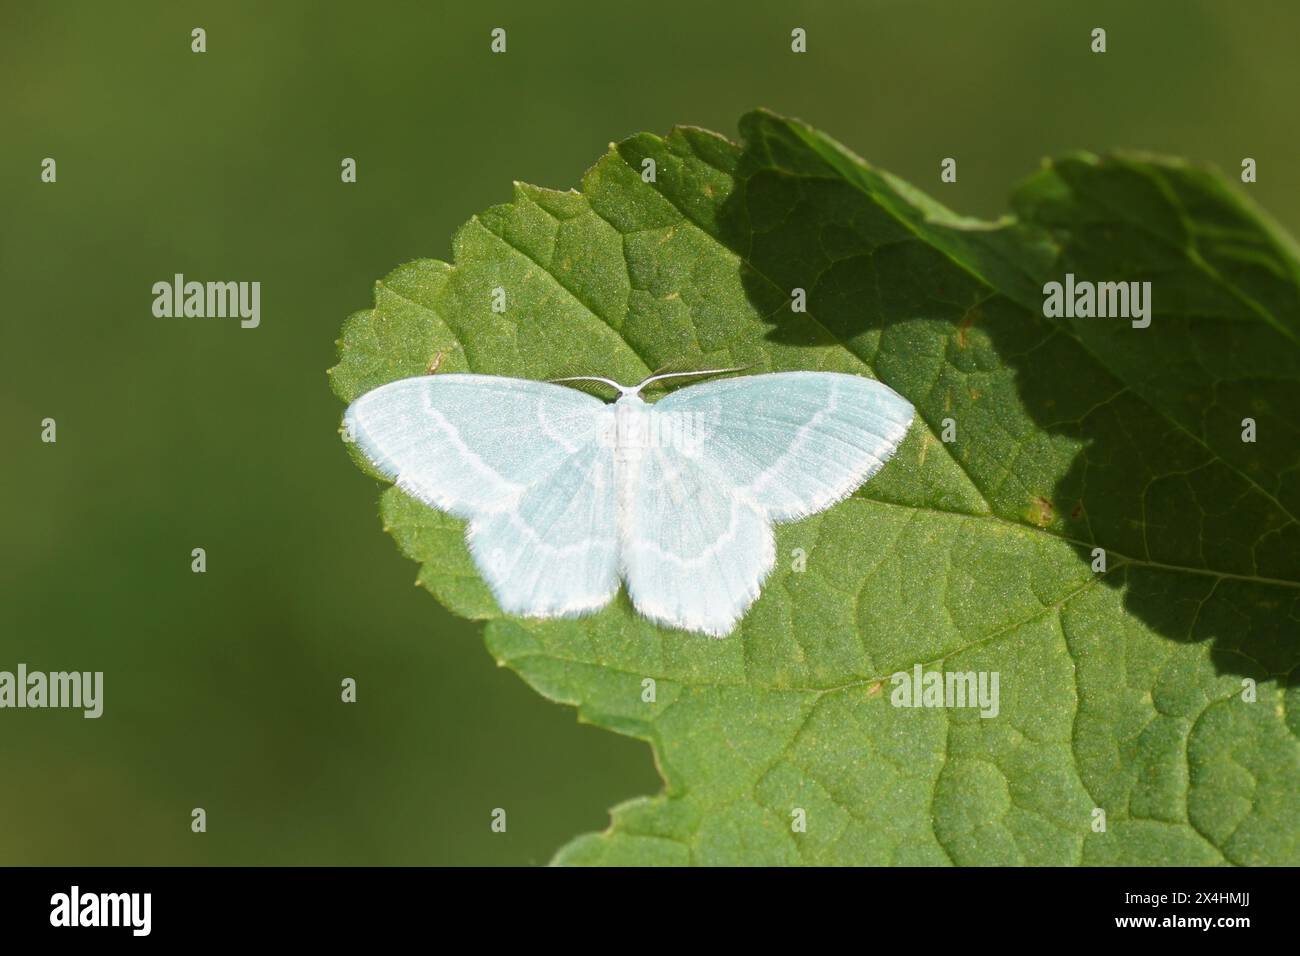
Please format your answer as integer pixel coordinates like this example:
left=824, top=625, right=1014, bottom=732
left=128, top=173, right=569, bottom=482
left=345, top=370, right=913, bottom=636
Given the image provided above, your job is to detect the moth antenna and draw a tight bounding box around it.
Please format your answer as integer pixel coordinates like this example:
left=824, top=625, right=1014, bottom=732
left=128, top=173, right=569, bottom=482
left=548, top=375, right=636, bottom=397
left=634, top=365, right=751, bottom=393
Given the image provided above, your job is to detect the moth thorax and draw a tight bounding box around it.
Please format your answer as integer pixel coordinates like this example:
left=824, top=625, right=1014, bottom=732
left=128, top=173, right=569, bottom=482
left=615, top=399, right=650, bottom=449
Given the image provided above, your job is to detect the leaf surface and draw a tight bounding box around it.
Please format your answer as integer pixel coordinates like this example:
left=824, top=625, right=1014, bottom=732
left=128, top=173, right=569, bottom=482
left=330, top=111, right=1300, bottom=865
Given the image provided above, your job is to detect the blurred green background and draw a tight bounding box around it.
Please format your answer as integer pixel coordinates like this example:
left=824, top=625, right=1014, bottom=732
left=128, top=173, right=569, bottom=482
left=3, top=0, right=1297, bottom=865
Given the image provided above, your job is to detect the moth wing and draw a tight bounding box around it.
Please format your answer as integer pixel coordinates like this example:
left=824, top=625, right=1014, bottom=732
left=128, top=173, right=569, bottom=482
left=653, top=371, right=914, bottom=521
left=621, top=441, right=774, bottom=637
left=345, top=374, right=620, bottom=617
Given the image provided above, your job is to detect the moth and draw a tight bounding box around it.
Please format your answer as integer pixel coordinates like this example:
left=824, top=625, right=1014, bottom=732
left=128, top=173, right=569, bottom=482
left=345, top=369, right=913, bottom=636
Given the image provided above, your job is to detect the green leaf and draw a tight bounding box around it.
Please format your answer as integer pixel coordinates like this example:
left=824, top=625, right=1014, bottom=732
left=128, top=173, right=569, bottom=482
left=329, top=110, right=1300, bottom=866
